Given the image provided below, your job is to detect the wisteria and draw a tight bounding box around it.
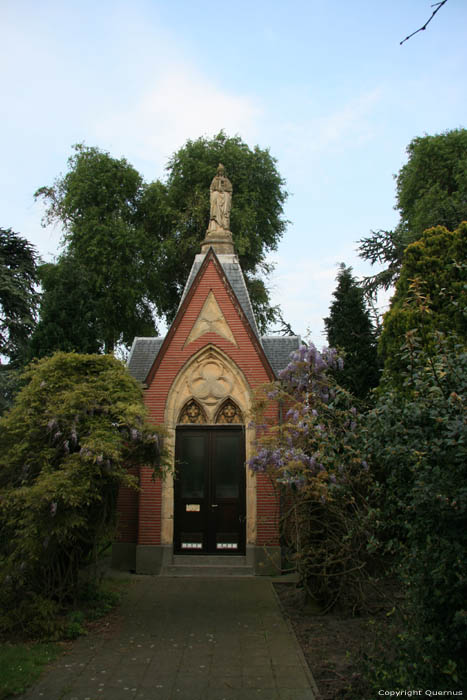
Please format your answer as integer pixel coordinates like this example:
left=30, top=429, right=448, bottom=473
left=248, top=342, right=373, bottom=610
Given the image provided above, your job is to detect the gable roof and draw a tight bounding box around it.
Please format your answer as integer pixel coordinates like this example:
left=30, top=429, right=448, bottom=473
left=261, top=335, right=302, bottom=376
left=144, top=248, right=275, bottom=387
left=126, top=246, right=302, bottom=385
left=127, top=333, right=302, bottom=384
left=127, top=337, right=164, bottom=383
left=179, top=252, right=260, bottom=338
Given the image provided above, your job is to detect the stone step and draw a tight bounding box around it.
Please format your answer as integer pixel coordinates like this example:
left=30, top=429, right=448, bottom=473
left=161, top=554, right=254, bottom=577
left=161, top=564, right=255, bottom=577
left=173, top=555, right=248, bottom=566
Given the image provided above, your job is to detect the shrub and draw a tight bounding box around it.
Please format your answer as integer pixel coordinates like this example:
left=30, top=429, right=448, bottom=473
left=363, top=330, right=467, bottom=689
left=249, top=344, right=375, bottom=611
left=0, top=352, right=166, bottom=636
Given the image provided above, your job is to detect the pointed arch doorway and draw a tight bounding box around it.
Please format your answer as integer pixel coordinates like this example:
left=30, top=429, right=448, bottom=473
left=174, top=399, right=246, bottom=555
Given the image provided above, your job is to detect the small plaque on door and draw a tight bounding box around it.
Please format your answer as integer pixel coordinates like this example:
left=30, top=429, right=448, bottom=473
left=186, top=504, right=200, bottom=512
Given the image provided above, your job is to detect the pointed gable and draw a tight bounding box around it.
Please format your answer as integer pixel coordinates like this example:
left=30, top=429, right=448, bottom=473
left=144, top=247, right=275, bottom=391
left=179, top=253, right=260, bottom=339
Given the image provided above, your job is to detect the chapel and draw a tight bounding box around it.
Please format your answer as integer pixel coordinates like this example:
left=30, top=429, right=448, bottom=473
left=112, top=164, right=300, bottom=576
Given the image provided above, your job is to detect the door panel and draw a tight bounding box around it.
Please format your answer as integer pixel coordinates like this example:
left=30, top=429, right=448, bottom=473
left=174, top=427, right=245, bottom=555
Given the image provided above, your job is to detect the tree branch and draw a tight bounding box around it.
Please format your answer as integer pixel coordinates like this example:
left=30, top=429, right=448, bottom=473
left=400, top=1, right=449, bottom=45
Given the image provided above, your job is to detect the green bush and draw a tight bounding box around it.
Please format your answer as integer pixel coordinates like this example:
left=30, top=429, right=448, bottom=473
left=363, top=331, right=467, bottom=689
left=0, top=352, right=166, bottom=636
left=249, top=344, right=375, bottom=612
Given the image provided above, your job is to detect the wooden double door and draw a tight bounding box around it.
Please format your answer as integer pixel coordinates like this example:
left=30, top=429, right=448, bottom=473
left=174, top=426, right=246, bottom=555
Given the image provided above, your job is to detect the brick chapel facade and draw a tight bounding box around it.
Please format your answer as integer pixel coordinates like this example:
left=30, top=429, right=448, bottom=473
left=111, top=165, right=300, bottom=575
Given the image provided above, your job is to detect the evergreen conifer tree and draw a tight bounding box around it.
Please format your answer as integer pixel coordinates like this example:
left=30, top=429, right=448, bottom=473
left=324, top=264, right=379, bottom=399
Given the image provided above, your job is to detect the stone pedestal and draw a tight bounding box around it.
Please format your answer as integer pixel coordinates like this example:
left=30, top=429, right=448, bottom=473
left=200, top=230, right=234, bottom=255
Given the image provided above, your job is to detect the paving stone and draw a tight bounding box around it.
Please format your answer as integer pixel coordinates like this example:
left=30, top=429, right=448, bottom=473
left=242, top=673, right=276, bottom=689
left=21, top=577, right=317, bottom=699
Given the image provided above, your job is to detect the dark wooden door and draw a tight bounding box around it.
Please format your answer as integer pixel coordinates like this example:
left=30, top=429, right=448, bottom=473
left=174, top=426, right=245, bottom=554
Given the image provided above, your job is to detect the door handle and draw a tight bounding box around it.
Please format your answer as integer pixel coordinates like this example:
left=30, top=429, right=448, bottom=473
left=211, top=504, right=219, bottom=508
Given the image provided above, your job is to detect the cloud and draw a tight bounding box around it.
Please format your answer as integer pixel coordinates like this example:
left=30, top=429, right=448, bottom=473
left=95, top=63, right=262, bottom=174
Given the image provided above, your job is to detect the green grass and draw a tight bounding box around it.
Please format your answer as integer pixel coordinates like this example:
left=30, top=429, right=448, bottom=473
left=0, top=642, right=59, bottom=699
left=0, top=576, right=127, bottom=698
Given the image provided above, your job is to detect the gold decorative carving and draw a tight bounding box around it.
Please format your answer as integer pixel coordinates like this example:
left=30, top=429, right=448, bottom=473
left=184, top=291, right=237, bottom=347
left=178, top=399, right=207, bottom=424
left=215, top=398, right=243, bottom=424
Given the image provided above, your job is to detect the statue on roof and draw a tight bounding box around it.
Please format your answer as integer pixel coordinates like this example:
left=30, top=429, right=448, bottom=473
left=208, top=164, right=232, bottom=233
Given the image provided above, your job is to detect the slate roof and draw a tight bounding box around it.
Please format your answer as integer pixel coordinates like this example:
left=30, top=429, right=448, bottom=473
left=179, top=253, right=260, bottom=338
left=261, top=335, right=302, bottom=376
left=127, top=334, right=301, bottom=383
left=127, top=337, right=164, bottom=383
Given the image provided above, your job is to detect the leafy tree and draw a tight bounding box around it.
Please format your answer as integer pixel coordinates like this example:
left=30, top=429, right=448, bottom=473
left=27, top=254, right=108, bottom=359
left=35, top=145, right=158, bottom=353
left=36, top=135, right=288, bottom=346
left=249, top=344, right=373, bottom=611
left=379, top=222, right=467, bottom=379
left=324, top=264, right=380, bottom=399
left=0, top=352, right=165, bottom=636
left=360, top=128, right=467, bottom=295
left=0, top=227, right=39, bottom=364
left=363, top=329, right=467, bottom=690
left=0, top=366, right=22, bottom=416
left=157, top=132, right=287, bottom=330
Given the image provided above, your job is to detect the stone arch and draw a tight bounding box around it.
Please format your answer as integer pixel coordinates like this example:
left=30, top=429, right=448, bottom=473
left=165, top=345, right=252, bottom=428
left=178, top=398, right=207, bottom=424
left=160, top=345, right=256, bottom=549
left=215, top=397, right=243, bottom=424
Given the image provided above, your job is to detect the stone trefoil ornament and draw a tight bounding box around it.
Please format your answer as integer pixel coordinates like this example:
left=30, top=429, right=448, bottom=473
left=201, top=164, right=235, bottom=255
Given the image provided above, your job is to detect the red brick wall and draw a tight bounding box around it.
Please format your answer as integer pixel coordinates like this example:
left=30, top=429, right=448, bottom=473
left=256, top=472, right=281, bottom=546
left=137, top=467, right=162, bottom=545
left=117, top=254, right=280, bottom=548
left=115, top=468, right=138, bottom=543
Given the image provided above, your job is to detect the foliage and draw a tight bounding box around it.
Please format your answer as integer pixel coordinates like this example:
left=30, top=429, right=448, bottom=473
left=379, top=223, right=467, bottom=379
left=0, top=642, right=59, bottom=699
left=324, top=264, right=380, bottom=400
left=27, top=254, right=102, bottom=359
left=0, top=352, right=166, bottom=636
left=360, top=128, right=467, bottom=295
left=249, top=344, right=374, bottom=611
left=35, top=135, right=288, bottom=345
left=35, top=145, right=158, bottom=352
left=0, top=366, right=23, bottom=417
left=362, top=329, right=467, bottom=690
left=0, top=227, right=39, bottom=364
left=158, top=131, right=288, bottom=331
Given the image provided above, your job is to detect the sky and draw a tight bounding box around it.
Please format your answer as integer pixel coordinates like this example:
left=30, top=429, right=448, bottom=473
left=1, top=0, right=466, bottom=348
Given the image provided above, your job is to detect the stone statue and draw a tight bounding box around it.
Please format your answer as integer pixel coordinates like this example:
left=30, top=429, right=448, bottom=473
left=208, top=164, right=232, bottom=233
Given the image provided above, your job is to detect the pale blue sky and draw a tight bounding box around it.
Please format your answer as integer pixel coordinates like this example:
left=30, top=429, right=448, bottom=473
left=1, top=0, right=466, bottom=346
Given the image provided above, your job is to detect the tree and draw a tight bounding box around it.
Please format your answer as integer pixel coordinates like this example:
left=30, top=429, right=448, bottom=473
left=324, top=264, right=380, bottom=399
left=28, top=255, right=105, bottom=359
left=363, top=329, right=467, bottom=690
left=0, top=352, right=165, bottom=636
left=157, top=132, right=288, bottom=330
left=359, top=129, right=467, bottom=295
left=35, top=135, right=288, bottom=346
left=379, top=222, right=467, bottom=379
left=35, top=145, right=159, bottom=353
left=0, top=227, right=39, bottom=364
